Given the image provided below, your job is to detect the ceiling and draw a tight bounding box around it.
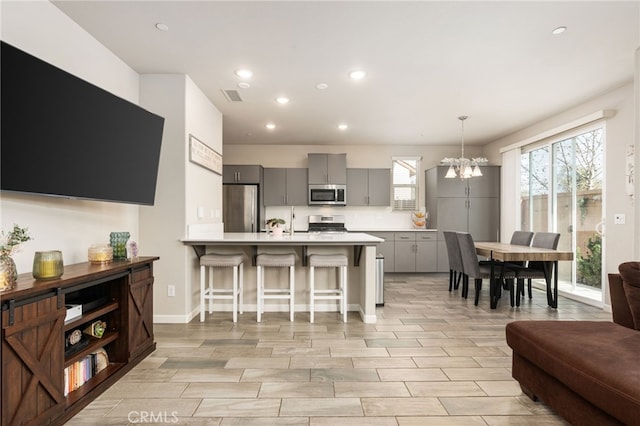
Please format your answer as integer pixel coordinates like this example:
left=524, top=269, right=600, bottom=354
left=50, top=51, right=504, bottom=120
left=52, top=1, right=639, bottom=147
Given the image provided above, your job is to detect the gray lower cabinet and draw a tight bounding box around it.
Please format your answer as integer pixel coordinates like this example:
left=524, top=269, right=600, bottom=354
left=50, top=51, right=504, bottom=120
left=346, top=168, right=390, bottom=206
left=393, top=232, right=438, bottom=273
left=436, top=197, right=499, bottom=242
left=416, top=233, right=438, bottom=272
left=367, top=231, right=395, bottom=273
left=308, top=153, right=347, bottom=184
left=263, top=168, right=308, bottom=206
left=394, top=232, right=416, bottom=272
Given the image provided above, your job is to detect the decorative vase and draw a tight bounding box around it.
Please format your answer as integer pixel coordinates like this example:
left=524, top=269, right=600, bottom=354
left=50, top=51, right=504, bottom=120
left=126, top=241, right=138, bottom=260
left=32, top=250, right=64, bottom=280
left=0, top=255, right=18, bottom=291
left=109, top=232, right=130, bottom=260
left=270, top=226, right=284, bottom=236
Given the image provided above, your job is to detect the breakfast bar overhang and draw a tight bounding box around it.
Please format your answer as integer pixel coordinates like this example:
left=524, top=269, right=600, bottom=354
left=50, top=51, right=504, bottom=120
left=182, top=232, right=383, bottom=323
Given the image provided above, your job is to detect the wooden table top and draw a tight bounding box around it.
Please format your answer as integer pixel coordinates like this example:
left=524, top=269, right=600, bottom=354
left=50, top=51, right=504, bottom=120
left=474, top=241, right=574, bottom=262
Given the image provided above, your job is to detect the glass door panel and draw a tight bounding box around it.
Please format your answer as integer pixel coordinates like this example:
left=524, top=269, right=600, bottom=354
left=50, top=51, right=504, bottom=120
left=520, top=128, right=603, bottom=302
left=520, top=147, right=549, bottom=233
left=553, top=139, right=575, bottom=287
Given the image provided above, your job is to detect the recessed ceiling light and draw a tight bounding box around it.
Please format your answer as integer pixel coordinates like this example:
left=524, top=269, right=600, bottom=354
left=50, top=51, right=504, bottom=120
left=238, top=82, right=251, bottom=89
left=265, top=123, right=276, bottom=130
left=316, top=83, right=328, bottom=90
left=349, top=70, right=367, bottom=80
left=275, top=96, right=290, bottom=105
left=235, top=69, right=254, bottom=79
left=552, top=26, right=567, bottom=35
left=338, top=124, right=348, bottom=131
left=155, top=23, right=169, bottom=31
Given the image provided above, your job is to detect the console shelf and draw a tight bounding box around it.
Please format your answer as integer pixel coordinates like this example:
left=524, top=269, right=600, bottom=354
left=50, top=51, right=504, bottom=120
left=64, top=331, right=119, bottom=367
left=1, top=256, right=158, bottom=426
left=64, top=362, right=126, bottom=408
left=64, top=301, right=119, bottom=332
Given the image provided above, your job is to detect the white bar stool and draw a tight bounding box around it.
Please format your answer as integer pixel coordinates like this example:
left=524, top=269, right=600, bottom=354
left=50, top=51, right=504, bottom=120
left=308, top=254, right=348, bottom=323
left=199, top=253, right=245, bottom=323
left=256, top=253, right=296, bottom=322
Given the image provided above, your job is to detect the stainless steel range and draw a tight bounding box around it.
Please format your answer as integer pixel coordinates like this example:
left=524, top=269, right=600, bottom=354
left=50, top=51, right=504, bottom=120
left=308, top=215, right=348, bottom=233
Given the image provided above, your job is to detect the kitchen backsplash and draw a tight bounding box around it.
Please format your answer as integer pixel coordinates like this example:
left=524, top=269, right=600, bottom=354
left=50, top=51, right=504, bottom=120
left=264, top=205, right=431, bottom=231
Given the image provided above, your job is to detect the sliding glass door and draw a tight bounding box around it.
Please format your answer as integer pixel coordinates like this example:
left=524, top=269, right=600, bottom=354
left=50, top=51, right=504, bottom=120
left=520, top=127, right=604, bottom=301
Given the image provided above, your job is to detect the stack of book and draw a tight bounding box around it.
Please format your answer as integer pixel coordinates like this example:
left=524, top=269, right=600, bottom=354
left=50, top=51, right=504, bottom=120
left=63, top=349, right=108, bottom=396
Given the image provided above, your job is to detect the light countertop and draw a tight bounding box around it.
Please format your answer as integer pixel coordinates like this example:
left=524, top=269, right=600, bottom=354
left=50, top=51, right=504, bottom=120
left=182, top=232, right=383, bottom=245
left=349, top=228, right=437, bottom=232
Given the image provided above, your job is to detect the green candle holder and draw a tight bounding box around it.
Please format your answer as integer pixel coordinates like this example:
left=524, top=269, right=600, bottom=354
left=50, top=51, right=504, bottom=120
left=109, top=232, right=130, bottom=260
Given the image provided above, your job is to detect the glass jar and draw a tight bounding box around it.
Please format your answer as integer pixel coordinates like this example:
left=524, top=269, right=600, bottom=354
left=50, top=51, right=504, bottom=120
left=32, top=250, right=64, bottom=280
left=88, top=244, right=113, bottom=264
left=109, top=232, right=130, bottom=260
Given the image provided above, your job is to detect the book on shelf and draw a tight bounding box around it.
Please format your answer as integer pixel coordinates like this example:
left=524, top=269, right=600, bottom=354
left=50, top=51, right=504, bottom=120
left=63, top=348, right=109, bottom=396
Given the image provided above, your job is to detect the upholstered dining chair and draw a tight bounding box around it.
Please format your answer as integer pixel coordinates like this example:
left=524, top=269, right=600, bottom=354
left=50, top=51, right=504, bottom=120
left=514, top=232, right=561, bottom=305
left=511, top=231, right=534, bottom=248
left=443, top=230, right=464, bottom=292
left=505, top=231, right=534, bottom=300
left=456, top=232, right=517, bottom=306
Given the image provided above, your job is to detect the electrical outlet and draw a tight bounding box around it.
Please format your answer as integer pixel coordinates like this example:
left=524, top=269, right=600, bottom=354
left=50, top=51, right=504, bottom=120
left=167, top=285, right=175, bottom=297
left=614, top=213, right=626, bottom=225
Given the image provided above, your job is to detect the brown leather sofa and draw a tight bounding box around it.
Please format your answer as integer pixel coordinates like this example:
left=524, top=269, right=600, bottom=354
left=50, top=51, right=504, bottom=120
left=505, top=261, right=640, bottom=425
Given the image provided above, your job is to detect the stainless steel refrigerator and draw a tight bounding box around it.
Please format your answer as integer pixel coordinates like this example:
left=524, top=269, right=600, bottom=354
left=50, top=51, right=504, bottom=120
left=223, top=184, right=262, bottom=232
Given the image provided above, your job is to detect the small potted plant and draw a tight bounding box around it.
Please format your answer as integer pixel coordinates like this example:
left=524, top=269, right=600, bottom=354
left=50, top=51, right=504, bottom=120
left=0, top=224, right=32, bottom=291
left=266, top=218, right=285, bottom=236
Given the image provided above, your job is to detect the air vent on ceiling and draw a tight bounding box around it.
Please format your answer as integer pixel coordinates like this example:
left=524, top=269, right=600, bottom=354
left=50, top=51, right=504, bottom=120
left=222, top=89, right=243, bottom=102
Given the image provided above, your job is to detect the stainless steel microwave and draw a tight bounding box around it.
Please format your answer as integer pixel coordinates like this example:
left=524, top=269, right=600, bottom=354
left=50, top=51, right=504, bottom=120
left=308, top=184, right=346, bottom=206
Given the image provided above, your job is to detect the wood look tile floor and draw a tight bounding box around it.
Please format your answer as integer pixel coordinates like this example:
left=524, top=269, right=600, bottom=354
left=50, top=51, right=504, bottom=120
left=69, top=274, right=611, bottom=425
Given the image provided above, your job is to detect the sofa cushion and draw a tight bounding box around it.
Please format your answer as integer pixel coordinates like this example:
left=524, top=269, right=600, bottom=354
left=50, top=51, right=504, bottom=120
left=618, top=261, right=640, bottom=330
left=506, top=320, right=640, bottom=424
left=609, top=273, right=635, bottom=329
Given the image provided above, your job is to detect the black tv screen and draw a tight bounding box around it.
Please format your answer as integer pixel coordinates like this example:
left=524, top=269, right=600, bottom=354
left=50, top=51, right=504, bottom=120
left=1, top=41, right=164, bottom=205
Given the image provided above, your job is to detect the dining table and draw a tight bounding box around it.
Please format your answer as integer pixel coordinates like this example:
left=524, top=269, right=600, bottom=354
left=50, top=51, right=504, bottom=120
left=474, top=241, right=574, bottom=309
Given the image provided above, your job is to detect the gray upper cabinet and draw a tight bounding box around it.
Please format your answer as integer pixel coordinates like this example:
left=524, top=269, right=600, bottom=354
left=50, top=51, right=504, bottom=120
left=223, top=165, right=263, bottom=184
left=263, top=168, right=308, bottom=206
left=467, top=166, right=500, bottom=198
left=426, top=165, right=500, bottom=199
left=426, top=165, right=500, bottom=272
left=308, top=153, right=347, bottom=184
left=346, top=168, right=390, bottom=206
left=368, top=169, right=391, bottom=206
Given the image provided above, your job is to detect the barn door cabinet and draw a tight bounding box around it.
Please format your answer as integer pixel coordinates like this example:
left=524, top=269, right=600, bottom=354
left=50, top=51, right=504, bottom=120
left=1, top=256, right=158, bottom=425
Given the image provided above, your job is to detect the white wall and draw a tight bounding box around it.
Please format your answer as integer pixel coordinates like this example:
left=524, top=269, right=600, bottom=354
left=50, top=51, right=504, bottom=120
left=184, top=76, right=223, bottom=320
left=185, top=76, right=224, bottom=229
left=0, top=1, right=141, bottom=273
left=139, top=75, right=223, bottom=323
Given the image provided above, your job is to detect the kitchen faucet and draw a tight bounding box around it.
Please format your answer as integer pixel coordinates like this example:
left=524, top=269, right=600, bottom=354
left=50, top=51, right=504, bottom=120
left=289, top=206, right=295, bottom=235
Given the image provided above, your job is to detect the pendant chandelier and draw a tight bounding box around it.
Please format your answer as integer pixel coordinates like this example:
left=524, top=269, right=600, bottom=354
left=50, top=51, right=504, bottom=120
left=441, top=115, right=488, bottom=179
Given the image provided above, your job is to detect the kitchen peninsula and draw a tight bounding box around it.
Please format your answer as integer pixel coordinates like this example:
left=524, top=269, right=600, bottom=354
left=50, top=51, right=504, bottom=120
left=183, top=232, right=382, bottom=323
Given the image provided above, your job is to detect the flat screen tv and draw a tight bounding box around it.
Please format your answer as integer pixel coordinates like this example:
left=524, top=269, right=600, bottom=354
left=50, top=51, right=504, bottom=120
left=1, top=41, right=164, bottom=205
